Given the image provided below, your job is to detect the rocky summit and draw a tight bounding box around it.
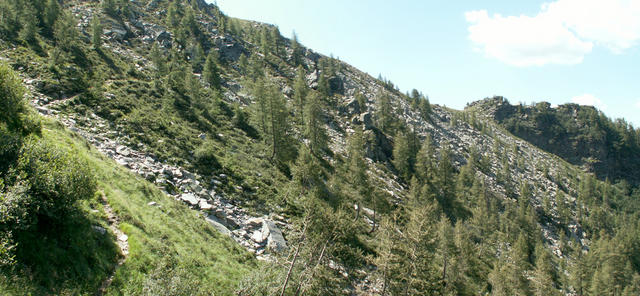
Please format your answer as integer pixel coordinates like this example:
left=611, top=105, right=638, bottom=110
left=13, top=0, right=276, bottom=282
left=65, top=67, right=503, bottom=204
left=1, top=0, right=639, bottom=295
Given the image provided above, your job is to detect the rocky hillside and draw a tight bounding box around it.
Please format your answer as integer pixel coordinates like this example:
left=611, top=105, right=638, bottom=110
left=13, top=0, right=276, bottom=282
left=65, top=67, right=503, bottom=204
left=2, top=0, right=640, bottom=295
left=471, top=96, right=640, bottom=185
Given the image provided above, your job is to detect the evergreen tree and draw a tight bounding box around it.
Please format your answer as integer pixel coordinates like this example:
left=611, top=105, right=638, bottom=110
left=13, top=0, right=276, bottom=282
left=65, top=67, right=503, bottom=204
left=102, top=0, right=118, bottom=17
left=291, top=31, right=303, bottom=66
left=253, top=81, right=294, bottom=163
left=91, top=16, right=103, bottom=49
left=293, top=66, right=308, bottom=124
left=437, top=216, right=458, bottom=295
left=304, top=92, right=328, bottom=156
left=248, top=53, right=263, bottom=82
left=532, top=244, right=559, bottom=296
left=203, top=50, right=221, bottom=89
left=53, top=12, right=78, bottom=50
left=18, top=1, right=39, bottom=44
left=346, top=129, right=372, bottom=222
left=435, top=145, right=457, bottom=219
left=375, top=92, right=394, bottom=133
left=392, top=130, right=413, bottom=181
left=150, top=43, right=166, bottom=76
left=355, top=92, right=367, bottom=113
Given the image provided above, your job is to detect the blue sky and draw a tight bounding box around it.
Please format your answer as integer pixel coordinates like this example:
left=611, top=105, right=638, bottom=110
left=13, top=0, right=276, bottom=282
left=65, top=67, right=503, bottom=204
left=213, top=0, right=640, bottom=127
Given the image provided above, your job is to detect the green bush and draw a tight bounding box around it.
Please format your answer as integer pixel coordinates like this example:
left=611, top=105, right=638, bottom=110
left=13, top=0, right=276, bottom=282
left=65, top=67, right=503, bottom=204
left=15, top=138, right=97, bottom=227
left=194, top=140, right=221, bottom=175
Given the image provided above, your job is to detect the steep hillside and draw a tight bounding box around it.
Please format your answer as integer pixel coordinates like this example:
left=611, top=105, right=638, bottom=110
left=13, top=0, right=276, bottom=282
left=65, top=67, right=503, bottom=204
left=471, top=96, right=640, bottom=185
left=0, top=63, right=253, bottom=295
left=2, top=0, right=640, bottom=295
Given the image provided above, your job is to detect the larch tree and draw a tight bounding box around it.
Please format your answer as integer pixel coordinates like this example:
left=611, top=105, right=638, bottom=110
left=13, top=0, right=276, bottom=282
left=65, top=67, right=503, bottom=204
left=203, top=50, right=221, bottom=89
left=293, top=66, right=308, bottom=125
left=91, top=16, right=103, bottom=49
left=304, top=92, right=328, bottom=156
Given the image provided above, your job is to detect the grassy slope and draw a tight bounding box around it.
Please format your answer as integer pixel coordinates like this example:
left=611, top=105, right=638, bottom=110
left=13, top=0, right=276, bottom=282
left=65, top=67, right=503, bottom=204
left=1, top=117, right=254, bottom=295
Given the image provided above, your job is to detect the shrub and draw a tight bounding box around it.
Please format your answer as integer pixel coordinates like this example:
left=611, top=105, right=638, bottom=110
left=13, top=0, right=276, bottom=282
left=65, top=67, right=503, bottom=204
left=15, top=139, right=97, bottom=229
left=194, top=140, right=221, bottom=175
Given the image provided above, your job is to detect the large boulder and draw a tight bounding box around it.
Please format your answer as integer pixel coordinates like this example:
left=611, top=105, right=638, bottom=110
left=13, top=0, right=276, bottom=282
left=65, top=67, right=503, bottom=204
left=180, top=193, right=198, bottom=206
left=261, top=221, right=287, bottom=253
left=206, top=215, right=231, bottom=236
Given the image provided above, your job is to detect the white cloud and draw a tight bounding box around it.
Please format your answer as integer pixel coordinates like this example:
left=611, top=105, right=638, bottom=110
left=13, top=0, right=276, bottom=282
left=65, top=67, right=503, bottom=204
left=571, top=94, right=607, bottom=110
left=465, top=0, right=640, bottom=66
left=635, top=100, right=640, bottom=109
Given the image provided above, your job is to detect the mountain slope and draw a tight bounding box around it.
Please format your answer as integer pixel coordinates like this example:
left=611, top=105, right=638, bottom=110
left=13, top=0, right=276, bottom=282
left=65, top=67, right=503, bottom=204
left=471, top=96, right=640, bottom=185
left=2, top=0, right=640, bottom=295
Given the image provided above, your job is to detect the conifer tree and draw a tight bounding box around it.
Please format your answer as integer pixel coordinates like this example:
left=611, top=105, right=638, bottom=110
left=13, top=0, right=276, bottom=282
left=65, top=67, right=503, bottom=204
left=393, top=130, right=413, bottom=181
left=42, top=0, right=59, bottom=36
left=532, top=244, right=559, bottom=296
left=203, top=50, right=221, bottom=89
left=346, top=129, right=372, bottom=221
left=293, top=66, right=308, bottom=124
left=53, top=12, right=78, bottom=50
left=375, top=92, right=394, bottom=133
left=91, top=16, right=103, bottom=49
left=304, top=92, right=328, bottom=156
left=253, top=81, right=294, bottom=163
left=18, top=1, right=39, bottom=44
left=291, top=31, right=303, bottom=66
left=316, top=71, right=330, bottom=98
left=435, top=145, right=457, bottom=218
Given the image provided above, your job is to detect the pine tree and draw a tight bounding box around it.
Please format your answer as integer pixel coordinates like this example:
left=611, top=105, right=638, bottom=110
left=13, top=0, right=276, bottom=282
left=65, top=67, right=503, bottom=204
left=355, top=92, right=367, bottom=113
left=102, top=0, right=118, bottom=17
left=203, top=50, right=221, bottom=89
left=291, top=31, right=303, bottom=66
left=375, top=92, right=394, bottom=133
left=435, top=145, right=457, bottom=219
left=18, top=1, right=39, bottom=44
left=53, top=12, right=78, bottom=50
left=304, top=92, right=328, bottom=156
left=532, top=244, right=559, bottom=296
left=316, top=71, right=330, bottom=98
left=253, top=81, right=294, bottom=163
left=248, top=53, right=263, bottom=82
left=150, top=43, right=166, bottom=76
left=91, top=16, right=103, bottom=49
left=346, top=129, right=372, bottom=221
left=293, top=66, right=308, bottom=124
left=437, top=216, right=458, bottom=295
left=393, top=130, right=413, bottom=181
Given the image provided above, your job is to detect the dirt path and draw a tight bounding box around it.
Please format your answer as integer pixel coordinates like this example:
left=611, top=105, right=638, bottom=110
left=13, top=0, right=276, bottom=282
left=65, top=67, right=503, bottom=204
left=96, top=193, right=129, bottom=296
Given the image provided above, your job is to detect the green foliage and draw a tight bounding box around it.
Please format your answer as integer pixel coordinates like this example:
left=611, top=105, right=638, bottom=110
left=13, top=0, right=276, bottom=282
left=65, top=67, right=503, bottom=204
left=53, top=11, right=78, bottom=50
left=91, top=16, right=103, bottom=49
left=291, top=31, right=303, bottom=66
left=375, top=91, right=395, bottom=133
left=0, top=63, right=29, bottom=132
left=303, top=92, right=328, bottom=156
left=203, top=50, right=221, bottom=89
left=252, top=78, right=296, bottom=165
left=392, top=130, right=413, bottom=181
left=293, top=65, right=308, bottom=124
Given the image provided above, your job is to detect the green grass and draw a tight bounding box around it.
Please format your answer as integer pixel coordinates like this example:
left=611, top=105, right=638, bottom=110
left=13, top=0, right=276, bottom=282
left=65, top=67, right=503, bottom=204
left=1, top=118, right=255, bottom=295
